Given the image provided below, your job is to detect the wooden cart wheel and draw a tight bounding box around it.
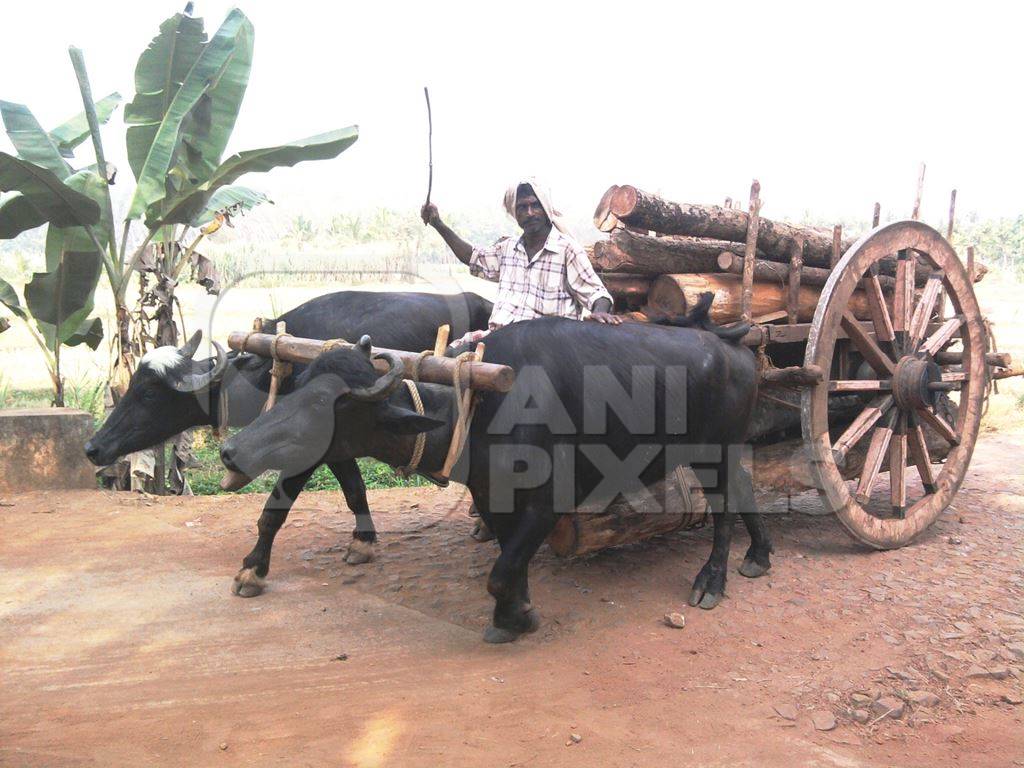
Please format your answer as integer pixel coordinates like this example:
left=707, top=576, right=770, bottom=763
left=801, top=221, right=987, bottom=549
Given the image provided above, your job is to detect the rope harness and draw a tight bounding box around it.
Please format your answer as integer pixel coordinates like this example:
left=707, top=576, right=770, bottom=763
left=238, top=321, right=484, bottom=484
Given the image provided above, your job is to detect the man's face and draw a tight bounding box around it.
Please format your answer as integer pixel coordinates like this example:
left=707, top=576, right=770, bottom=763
left=514, top=191, right=551, bottom=237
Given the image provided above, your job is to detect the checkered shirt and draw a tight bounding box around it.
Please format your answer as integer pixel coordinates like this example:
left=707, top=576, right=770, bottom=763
left=469, top=229, right=613, bottom=329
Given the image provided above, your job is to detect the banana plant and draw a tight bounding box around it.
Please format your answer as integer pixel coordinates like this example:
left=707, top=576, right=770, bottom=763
left=1, top=4, right=359, bottom=411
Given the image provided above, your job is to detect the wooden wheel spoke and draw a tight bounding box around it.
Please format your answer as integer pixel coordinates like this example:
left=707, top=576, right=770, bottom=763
left=907, top=420, right=937, bottom=493
left=829, top=379, right=892, bottom=393
left=920, top=316, right=964, bottom=357
left=908, top=273, right=944, bottom=350
left=916, top=406, right=960, bottom=445
left=855, top=411, right=897, bottom=504
left=862, top=272, right=895, bottom=343
left=833, top=395, right=894, bottom=462
left=893, top=252, right=915, bottom=332
left=841, top=311, right=896, bottom=376
left=890, top=417, right=908, bottom=517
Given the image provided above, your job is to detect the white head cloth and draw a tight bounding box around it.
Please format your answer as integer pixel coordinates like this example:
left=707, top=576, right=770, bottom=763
left=503, top=177, right=573, bottom=238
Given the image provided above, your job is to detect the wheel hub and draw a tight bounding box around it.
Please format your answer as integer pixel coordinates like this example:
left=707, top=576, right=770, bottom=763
left=893, top=356, right=941, bottom=412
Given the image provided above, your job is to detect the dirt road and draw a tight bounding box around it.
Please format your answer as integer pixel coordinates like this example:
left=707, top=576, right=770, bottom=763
left=2, top=434, right=1023, bottom=767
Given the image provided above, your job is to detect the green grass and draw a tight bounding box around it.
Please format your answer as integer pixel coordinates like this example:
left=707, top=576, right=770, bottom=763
left=181, top=428, right=428, bottom=496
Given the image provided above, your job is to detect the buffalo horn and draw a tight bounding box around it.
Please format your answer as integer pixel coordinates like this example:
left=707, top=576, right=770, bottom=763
left=177, top=329, right=203, bottom=359
left=173, top=340, right=228, bottom=393
left=349, top=351, right=405, bottom=401
left=357, top=335, right=373, bottom=358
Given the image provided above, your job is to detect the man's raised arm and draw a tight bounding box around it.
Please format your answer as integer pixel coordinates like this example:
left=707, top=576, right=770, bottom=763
left=421, top=203, right=474, bottom=266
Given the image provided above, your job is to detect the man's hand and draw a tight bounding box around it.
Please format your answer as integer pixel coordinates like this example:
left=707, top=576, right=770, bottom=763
left=588, top=312, right=623, bottom=325
left=421, top=202, right=440, bottom=226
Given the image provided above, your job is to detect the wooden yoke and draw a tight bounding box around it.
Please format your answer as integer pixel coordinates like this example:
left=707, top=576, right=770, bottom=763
left=228, top=332, right=516, bottom=393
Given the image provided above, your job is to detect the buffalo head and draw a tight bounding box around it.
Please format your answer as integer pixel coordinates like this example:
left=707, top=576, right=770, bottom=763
left=219, top=336, right=443, bottom=482
left=85, top=330, right=228, bottom=467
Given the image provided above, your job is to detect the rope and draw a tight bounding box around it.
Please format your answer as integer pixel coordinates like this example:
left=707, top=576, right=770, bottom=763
left=263, top=332, right=294, bottom=413
left=395, top=379, right=427, bottom=477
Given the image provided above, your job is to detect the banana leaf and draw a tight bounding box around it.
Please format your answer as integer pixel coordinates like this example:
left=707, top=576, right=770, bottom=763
left=0, top=276, right=27, bottom=319
left=173, top=17, right=253, bottom=188
left=43, top=170, right=111, bottom=270
left=24, top=251, right=102, bottom=345
left=38, top=316, right=104, bottom=350
left=189, top=184, right=270, bottom=228
left=0, top=101, right=71, bottom=179
left=0, top=191, right=46, bottom=239
left=48, top=92, right=122, bottom=159
left=128, top=9, right=251, bottom=220
left=0, top=152, right=100, bottom=237
left=125, top=12, right=206, bottom=182
left=149, top=126, right=358, bottom=227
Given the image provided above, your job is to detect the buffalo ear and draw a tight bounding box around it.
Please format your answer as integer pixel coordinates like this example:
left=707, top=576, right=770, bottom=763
left=375, top=402, right=446, bottom=434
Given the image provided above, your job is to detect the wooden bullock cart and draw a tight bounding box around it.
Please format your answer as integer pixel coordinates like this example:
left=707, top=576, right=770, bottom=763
left=593, top=181, right=1022, bottom=551
left=226, top=178, right=1021, bottom=557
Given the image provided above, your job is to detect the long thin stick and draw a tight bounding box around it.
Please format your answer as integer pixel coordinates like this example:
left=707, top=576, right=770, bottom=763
left=424, top=86, right=433, bottom=207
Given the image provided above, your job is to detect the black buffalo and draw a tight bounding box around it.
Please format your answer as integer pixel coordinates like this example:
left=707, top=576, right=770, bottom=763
left=85, top=290, right=492, bottom=568
left=220, top=299, right=771, bottom=643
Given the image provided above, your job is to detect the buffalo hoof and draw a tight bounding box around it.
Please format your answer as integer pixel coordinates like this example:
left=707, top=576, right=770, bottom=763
left=484, top=609, right=540, bottom=644
left=688, top=567, right=725, bottom=610
left=232, top=568, right=266, bottom=598
left=471, top=519, right=495, bottom=542
left=483, top=624, right=521, bottom=644
left=471, top=519, right=495, bottom=541
left=344, top=538, right=375, bottom=565
left=738, top=558, right=770, bottom=579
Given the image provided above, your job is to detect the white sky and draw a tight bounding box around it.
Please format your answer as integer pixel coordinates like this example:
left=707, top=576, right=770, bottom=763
left=2, top=0, right=1022, bottom=230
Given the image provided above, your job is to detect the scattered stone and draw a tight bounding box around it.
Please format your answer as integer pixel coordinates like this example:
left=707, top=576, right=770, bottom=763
left=948, top=536, right=963, bottom=545
left=773, top=703, right=798, bottom=721
left=974, top=649, right=998, bottom=664
left=334, top=654, right=348, bottom=662
left=851, top=693, right=875, bottom=706
left=908, top=691, right=940, bottom=707
left=219, top=743, right=228, bottom=751
left=812, top=711, right=837, bottom=731
left=851, top=709, right=871, bottom=724
left=826, top=692, right=841, bottom=705
left=1002, top=693, right=1023, bottom=705
left=810, top=648, right=828, bottom=661
left=886, top=667, right=917, bottom=682
left=871, top=696, right=905, bottom=720
left=569, top=733, right=582, bottom=744
left=883, top=634, right=902, bottom=646
left=664, top=612, right=686, bottom=629
left=1006, top=643, right=1024, bottom=661
left=953, top=621, right=974, bottom=633
left=967, top=665, right=1010, bottom=680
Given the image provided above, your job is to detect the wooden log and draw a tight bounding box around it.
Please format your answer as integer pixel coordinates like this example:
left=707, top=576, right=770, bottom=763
left=760, top=364, right=824, bottom=387
left=601, top=272, right=654, bottom=310
left=604, top=185, right=931, bottom=282
left=591, top=230, right=749, bottom=275
left=646, top=273, right=874, bottom=325
left=716, top=251, right=897, bottom=290
left=934, top=350, right=1012, bottom=368
left=593, top=184, right=621, bottom=232
left=607, top=184, right=850, bottom=267
left=547, top=467, right=707, bottom=558
left=227, top=332, right=516, bottom=392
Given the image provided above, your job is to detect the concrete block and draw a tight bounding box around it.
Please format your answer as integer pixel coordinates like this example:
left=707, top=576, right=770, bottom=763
left=0, top=408, right=96, bottom=494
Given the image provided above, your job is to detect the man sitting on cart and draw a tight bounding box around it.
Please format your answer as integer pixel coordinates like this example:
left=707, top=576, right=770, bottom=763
left=421, top=178, right=621, bottom=344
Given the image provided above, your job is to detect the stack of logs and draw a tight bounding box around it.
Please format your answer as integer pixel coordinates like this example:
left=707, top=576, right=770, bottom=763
left=592, top=183, right=922, bottom=325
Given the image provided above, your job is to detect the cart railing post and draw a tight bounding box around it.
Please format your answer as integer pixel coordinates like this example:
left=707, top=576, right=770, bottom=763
left=741, top=179, right=761, bottom=323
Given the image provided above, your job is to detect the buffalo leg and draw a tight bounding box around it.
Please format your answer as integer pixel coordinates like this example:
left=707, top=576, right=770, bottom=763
left=731, top=465, right=773, bottom=578
left=688, top=461, right=738, bottom=610
left=482, top=504, right=557, bottom=644
left=232, top=466, right=317, bottom=597
left=327, top=459, right=377, bottom=564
